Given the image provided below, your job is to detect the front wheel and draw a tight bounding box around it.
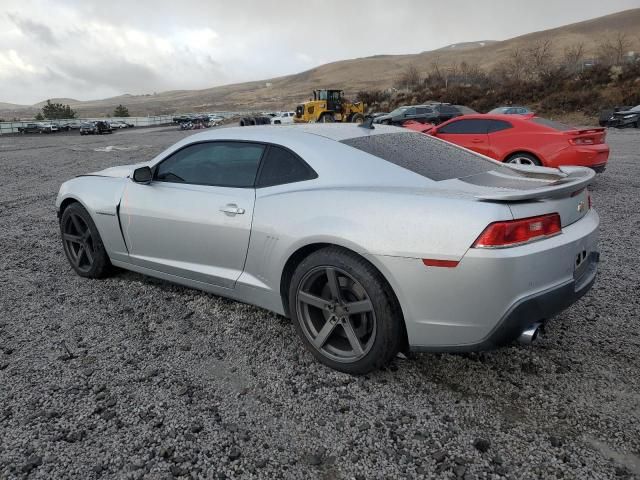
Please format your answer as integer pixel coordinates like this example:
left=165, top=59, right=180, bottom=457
left=60, top=203, right=112, bottom=278
left=288, top=247, right=403, bottom=374
left=350, top=113, right=365, bottom=124
left=505, top=153, right=542, bottom=166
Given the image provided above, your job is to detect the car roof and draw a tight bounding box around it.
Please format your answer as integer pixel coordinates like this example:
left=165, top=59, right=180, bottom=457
left=184, top=123, right=405, bottom=143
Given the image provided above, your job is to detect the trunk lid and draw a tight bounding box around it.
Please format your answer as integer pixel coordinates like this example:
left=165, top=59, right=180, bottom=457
left=447, top=165, right=594, bottom=227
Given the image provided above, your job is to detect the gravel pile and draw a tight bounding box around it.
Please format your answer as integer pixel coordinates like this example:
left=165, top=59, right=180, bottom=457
left=0, top=127, right=639, bottom=479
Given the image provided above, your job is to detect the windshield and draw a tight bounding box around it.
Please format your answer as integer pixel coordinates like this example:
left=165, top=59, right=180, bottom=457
left=388, top=107, right=409, bottom=116
left=630, top=105, right=640, bottom=112
left=488, top=107, right=507, bottom=114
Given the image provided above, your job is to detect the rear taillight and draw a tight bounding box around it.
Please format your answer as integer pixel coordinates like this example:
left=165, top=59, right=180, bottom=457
left=570, top=137, right=595, bottom=145
left=472, top=213, right=562, bottom=248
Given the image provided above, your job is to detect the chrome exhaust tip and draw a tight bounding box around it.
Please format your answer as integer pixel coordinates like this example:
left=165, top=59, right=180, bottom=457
left=518, top=323, right=542, bottom=345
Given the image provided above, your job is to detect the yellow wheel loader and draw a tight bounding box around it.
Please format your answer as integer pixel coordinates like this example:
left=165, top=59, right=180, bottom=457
left=294, top=89, right=365, bottom=124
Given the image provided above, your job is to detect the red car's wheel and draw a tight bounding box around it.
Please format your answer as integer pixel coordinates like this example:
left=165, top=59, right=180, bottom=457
left=506, top=153, right=541, bottom=166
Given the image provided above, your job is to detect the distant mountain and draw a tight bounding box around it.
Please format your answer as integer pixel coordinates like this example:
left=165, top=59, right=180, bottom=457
left=2, top=8, right=639, bottom=118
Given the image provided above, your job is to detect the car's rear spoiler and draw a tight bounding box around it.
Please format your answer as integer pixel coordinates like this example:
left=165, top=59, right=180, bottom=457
left=474, top=166, right=595, bottom=201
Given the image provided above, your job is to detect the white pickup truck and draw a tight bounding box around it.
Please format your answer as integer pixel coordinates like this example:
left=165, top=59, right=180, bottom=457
left=270, top=111, right=296, bottom=125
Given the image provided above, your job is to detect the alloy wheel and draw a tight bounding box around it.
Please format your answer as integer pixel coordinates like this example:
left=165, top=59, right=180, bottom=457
left=296, top=266, right=377, bottom=363
left=508, top=156, right=536, bottom=166
left=62, top=213, right=95, bottom=273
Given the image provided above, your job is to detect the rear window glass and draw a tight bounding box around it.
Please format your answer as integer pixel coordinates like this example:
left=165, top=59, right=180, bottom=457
left=341, top=132, right=514, bottom=181
left=532, top=117, right=573, bottom=131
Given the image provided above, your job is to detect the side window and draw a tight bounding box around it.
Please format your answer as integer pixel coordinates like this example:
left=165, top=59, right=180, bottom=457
left=404, top=108, right=416, bottom=116
left=416, top=107, right=431, bottom=115
left=155, top=142, right=264, bottom=188
left=256, top=146, right=317, bottom=188
left=438, top=119, right=489, bottom=134
left=487, top=119, right=513, bottom=133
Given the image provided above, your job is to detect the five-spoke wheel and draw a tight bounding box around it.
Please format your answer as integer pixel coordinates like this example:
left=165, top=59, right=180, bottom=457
left=289, top=247, right=403, bottom=374
left=60, top=203, right=111, bottom=278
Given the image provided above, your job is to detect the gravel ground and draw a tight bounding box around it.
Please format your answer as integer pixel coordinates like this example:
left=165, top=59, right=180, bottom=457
left=0, top=127, right=639, bottom=480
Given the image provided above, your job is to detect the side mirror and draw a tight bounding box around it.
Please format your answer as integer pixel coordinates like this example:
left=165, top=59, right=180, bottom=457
left=132, top=166, right=152, bottom=184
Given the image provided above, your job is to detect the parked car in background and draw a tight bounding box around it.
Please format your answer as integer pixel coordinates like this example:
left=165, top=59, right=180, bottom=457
left=373, top=105, right=441, bottom=126
left=488, top=106, right=533, bottom=115
left=80, top=121, right=113, bottom=135
left=17, top=123, right=41, bottom=134
left=80, top=122, right=97, bottom=135
left=404, top=114, right=609, bottom=172
left=601, top=105, right=640, bottom=128
left=38, top=122, right=59, bottom=133
left=110, top=120, right=129, bottom=129
left=271, top=112, right=296, bottom=125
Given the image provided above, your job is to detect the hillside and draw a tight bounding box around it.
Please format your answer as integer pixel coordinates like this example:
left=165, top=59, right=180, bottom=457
left=2, top=8, right=639, bottom=118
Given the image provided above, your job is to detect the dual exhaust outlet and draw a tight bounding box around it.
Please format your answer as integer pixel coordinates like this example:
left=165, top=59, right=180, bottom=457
left=518, top=322, right=542, bottom=345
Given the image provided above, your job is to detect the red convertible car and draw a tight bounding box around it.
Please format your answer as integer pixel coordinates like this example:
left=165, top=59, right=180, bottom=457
left=404, top=114, right=609, bottom=172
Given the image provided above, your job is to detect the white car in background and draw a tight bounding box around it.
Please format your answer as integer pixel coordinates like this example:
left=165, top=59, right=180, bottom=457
left=271, top=112, right=296, bottom=125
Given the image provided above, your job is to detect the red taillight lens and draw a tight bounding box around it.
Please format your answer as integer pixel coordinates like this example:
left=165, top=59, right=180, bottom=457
left=472, top=213, right=562, bottom=248
left=570, top=137, right=595, bottom=145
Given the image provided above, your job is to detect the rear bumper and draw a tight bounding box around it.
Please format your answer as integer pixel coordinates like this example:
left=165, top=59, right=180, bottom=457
left=548, top=144, right=609, bottom=169
left=411, top=251, right=598, bottom=352
left=369, top=209, right=600, bottom=351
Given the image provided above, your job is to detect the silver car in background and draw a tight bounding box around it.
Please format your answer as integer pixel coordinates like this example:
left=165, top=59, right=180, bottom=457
left=56, top=124, right=599, bottom=374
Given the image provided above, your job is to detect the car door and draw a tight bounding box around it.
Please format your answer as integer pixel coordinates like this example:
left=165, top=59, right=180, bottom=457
left=399, top=107, right=417, bottom=123
left=119, top=141, right=265, bottom=289
left=435, top=119, right=491, bottom=156
left=415, top=107, right=434, bottom=124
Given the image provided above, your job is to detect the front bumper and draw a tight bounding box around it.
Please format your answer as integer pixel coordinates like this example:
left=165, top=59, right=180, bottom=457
left=370, top=209, right=600, bottom=351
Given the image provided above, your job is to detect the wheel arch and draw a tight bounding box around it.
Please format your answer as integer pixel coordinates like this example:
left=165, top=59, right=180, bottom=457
left=279, top=242, right=409, bottom=352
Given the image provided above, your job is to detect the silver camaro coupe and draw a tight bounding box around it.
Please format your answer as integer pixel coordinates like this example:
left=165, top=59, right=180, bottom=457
left=56, top=124, right=599, bottom=374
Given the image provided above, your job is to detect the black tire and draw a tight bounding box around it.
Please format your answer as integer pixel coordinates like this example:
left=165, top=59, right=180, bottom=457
left=288, top=247, right=403, bottom=374
left=505, top=152, right=542, bottom=167
left=318, top=113, right=335, bottom=123
left=351, top=113, right=365, bottom=124
left=60, top=203, right=112, bottom=278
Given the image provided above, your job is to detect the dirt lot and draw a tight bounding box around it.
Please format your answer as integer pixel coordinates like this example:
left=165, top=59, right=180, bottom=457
left=0, top=127, right=639, bottom=480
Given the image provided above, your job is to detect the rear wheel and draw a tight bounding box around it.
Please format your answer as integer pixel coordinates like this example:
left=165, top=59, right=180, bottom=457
left=60, top=203, right=112, bottom=278
left=351, top=113, right=365, bottom=124
left=288, top=247, right=402, bottom=374
left=506, top=153, right=542, bottom=167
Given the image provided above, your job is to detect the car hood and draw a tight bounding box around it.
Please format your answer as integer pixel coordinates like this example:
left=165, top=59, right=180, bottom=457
left=84, top=163, right=145, bottom=178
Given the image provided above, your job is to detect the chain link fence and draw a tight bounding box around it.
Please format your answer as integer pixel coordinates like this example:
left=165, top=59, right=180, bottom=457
left=0, top=115, right=176, bottom=135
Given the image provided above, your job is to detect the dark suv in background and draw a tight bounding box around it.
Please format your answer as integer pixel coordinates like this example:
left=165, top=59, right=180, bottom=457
left=373, top=103, right=472, bottom=126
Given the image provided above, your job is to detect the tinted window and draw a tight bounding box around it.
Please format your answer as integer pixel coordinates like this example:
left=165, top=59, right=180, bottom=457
left=155, top=142, right=264, bottom=188
left=404, top=108, right=416, bottom=116
left=438, top=119, right=489, bottom=134
left=437, top=105, right=459, bottom=114
left=341, top=132, right=514, bottom=182
left=415, top=107, right=433, bottom=114
left=487, top=119, right=513, bottom=133
left=256, top=146, right=317, bottom=187
left=531, top=118, right=573, bottom=131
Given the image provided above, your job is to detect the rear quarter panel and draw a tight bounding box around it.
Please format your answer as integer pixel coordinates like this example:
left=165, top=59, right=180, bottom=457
left=242, top=185, right=512, bottom=305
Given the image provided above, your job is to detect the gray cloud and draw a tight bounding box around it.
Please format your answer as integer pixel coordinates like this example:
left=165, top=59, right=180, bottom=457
left=1, top=0, right=639, bottom=104
left=7, top=12, right=57, bottom=45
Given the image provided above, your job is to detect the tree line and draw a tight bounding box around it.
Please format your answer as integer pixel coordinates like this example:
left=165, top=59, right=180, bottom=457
left=357, top=33, right=640, bottom=117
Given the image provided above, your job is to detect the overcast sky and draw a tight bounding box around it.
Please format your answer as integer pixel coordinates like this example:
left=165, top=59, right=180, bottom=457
left=1, top=0, right=638, bottom=104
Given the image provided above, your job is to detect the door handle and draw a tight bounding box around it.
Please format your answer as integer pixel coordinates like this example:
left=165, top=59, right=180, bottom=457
left=471, top=138, right=483, bottom=143
left=220, top=204, right=245, bottom=215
